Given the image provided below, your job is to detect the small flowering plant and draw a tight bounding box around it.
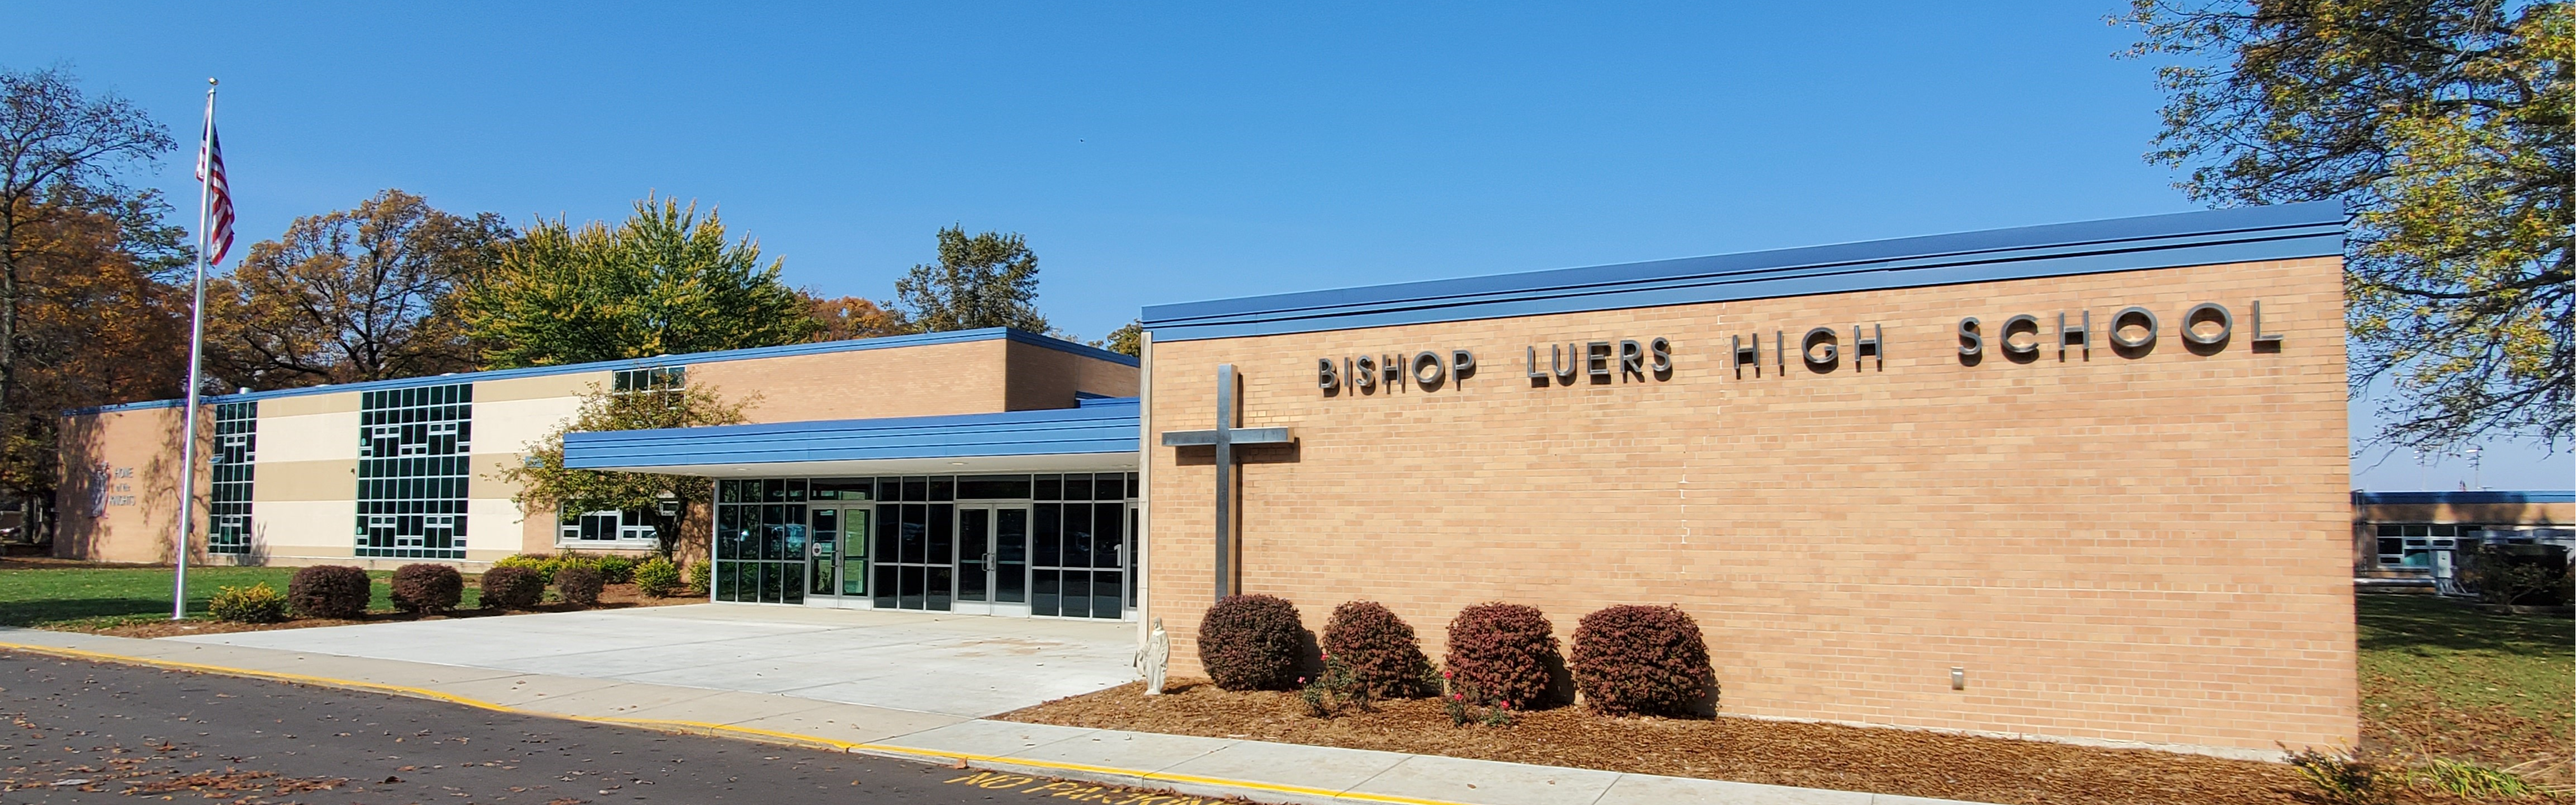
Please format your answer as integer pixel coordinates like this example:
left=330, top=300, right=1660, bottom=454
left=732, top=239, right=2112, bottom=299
left=1299, top=651, right=1373, bottom=718
left=1437, top=669, right=1518, bottom=727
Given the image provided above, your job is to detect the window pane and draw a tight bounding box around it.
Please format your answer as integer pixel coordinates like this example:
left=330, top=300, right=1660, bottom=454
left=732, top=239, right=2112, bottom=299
left=1064, top=475, right=1092, bottom=502
left=928, top=505, right=954, bottom=564
left=929, top=477, right=954, bottom=502
left=1034, top=475, right=1060, bottom=501
left=1094, top=503, right=1123, bottom=568
left=1064, top=503, right=1093, bottom=567
left=958, top=475, right=1032, bottom=500
left=1035, top=503, right=1062, bottom=566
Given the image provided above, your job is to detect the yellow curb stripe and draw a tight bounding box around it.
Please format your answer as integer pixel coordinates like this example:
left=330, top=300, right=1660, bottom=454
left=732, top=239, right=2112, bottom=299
left=0, top=641, right=1476, bottom=805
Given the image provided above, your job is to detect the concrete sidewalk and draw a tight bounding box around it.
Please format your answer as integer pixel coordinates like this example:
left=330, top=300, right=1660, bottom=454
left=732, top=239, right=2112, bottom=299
left=0, top=626, right=1991, bottom=805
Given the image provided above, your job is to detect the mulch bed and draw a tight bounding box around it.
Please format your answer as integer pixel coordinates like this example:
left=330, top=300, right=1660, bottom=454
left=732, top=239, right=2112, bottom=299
left=80, top=583, right=701, bottom=639
left=1001, top=680, right=2459, bottom=805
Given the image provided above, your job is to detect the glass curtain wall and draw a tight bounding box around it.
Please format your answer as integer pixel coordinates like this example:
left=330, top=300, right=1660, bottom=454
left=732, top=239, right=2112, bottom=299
left=710, top=472, right=1134, bottom=619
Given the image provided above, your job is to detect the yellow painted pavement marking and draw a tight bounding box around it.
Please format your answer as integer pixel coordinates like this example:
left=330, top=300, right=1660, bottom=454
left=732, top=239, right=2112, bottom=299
left=0, top=641, right=1477, bottom=805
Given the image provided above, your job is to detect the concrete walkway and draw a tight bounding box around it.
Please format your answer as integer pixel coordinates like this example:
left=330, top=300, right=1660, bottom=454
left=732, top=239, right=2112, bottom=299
left=160, top=604, right=1138, bottom=717
left=0, top=622, right=1993, bottom=805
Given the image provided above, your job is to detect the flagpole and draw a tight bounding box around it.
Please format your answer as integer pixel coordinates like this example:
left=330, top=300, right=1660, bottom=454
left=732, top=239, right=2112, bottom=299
left=172, top=78, right=216, bottom=620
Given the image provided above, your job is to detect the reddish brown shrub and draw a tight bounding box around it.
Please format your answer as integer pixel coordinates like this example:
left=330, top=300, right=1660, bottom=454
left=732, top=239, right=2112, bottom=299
left=554, top=564, right=604, bottom=607
left=285, top=565, right=371, bottom=619
left=1197, top=594, right=1308, bottom=691
left=1570, top=604, right=1713, bottom=716
left=1444, top=602, right=1559, bottom=708
left=1322, top=601, right=1434, bottom=698
left=478, top=566, right=544, bottom=609
left=389, top=564, right=464, bottom=615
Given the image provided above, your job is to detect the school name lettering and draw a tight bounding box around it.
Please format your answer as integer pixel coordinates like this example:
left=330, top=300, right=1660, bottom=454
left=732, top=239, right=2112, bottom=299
left=1311, top=299, right=2281, bottom=397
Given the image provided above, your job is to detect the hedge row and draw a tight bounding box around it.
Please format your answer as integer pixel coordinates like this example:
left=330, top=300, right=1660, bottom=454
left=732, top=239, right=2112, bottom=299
left=1195, top=596, right=1714, bottom=717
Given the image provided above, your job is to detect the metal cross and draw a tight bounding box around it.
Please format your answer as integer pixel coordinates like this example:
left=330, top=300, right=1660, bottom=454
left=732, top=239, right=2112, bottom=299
left=1157, top=364, right=1291, bottom=600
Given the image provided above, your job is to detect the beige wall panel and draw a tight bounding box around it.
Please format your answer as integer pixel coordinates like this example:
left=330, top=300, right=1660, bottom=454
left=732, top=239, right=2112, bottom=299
left=250, top=460, right=356, bottom=502
left=1146, top=256, right=2354, bottom=755
left=259, top=390, right=359, bottom=417
left=475, top=396, right=587, bottom=457
left=465, top=496, right=536, bottom=556
left=477, top=371, right=608, bottom=403
left=249, top=498, right=357, bottom=558
left=257, top=411, right=360, bottom=464
left=1004, top=341, right=1142, bottom=411
left=692, top=340, right=1013, bottom=422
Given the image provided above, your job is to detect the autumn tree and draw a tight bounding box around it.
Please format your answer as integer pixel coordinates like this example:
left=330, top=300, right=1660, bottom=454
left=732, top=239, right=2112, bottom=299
left=3, top=188, right=192, bottom=539
left=206, top=189, right=512, bottom=390
left=890, top=226, right=1051, bottom=333
left=802, top=293, right=910, bottom=342
left=0, top=66, right=174, bottom=441
left=496, top=379, right=750, bottom=557
left=459, top=196, right=819, bottom=368
left=2124, top=0, right=2572, bottom=448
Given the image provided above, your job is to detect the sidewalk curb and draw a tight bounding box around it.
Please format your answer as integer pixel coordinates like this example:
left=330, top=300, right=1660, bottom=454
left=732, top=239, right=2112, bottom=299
left=2, top=638, right=1996, bottom=805
left=0, top=640, right=1463, bottom=805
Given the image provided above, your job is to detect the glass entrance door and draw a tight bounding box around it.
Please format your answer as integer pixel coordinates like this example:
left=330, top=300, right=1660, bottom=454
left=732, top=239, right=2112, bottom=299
left=955, top=507, right=992, bottom=614
left=809, top=509, right=841, bottom=599
left=952, top=506, right=1030, bottom=616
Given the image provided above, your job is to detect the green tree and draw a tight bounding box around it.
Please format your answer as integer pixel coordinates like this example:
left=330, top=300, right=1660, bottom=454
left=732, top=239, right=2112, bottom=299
left=209, top=189, right=512, bottom=389
left=2123, top=0, right=2572, bottom=449
left=891, top=226, right=1050, bottom=333
left=1098, top=319, right=1143, bottom=357
left=460, top=196, right=818, bottom=368
left=496, top=379, right=751, bottom=557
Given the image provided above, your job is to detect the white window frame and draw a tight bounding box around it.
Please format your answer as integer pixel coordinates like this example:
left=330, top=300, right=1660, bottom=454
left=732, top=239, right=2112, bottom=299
left=557, top=508, right=661, bottom=548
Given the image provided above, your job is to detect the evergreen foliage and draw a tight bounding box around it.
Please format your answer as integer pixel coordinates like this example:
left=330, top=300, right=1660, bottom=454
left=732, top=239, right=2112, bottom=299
left=286, top=565, right=371, bottom=619
left=1198, top=594, right=1309, bottom=691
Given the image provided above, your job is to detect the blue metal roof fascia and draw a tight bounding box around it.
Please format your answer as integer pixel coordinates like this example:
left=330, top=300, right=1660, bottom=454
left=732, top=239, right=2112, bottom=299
left=1004, top=329, right=1138, bottom=367
left=1141, top=202, right=2346, bottom=342
left=561, top=401, right=1141, bottom=469
left=67, top=327, right=1132, bottom=417
left=2356, top=491, right=2576, bottom=505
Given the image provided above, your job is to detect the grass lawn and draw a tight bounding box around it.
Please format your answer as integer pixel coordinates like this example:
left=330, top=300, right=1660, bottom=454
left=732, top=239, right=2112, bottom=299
left=0, top=563, right=479, bottom=631
left=2356, top=592, right=2573, bottom=779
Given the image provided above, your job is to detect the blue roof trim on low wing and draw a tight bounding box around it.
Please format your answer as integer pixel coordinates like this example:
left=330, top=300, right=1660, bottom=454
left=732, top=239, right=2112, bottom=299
left=67, top=327, right=1135, bottom=417
left=2355, top=491, right=2576, bottom=506
left=561, top=398, right=1142, bottom=469
left=1140, top=202, right=2347, bottom=342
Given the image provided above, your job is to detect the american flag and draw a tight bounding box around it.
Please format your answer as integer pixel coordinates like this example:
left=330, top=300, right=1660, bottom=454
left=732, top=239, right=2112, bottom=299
left=195, top=117, right=234, bottom=266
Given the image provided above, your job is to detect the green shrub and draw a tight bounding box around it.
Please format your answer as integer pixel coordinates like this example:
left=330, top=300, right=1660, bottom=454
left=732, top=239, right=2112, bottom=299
left=555, top=564, right=604, bottom=607
left=1198, top=594, right=1308, bottom=691
left=209, top=582, right=288, bottom=623
left=1444, top=602, right=1560, bottom=709
left=286, top=565, right=371, bottom=619
left=634, top=557, right=683, bottom=597
left=479, top=566, right=545, bottom=609
left=493, top=553, right=558, bottom=585
left=1321, top=601, right=1434, bottom=699
left=390, top=564, right=465, bottom=615
left=684, top=560, right=710, bottom=596
left=1570, top=604, right=1712, bottom=716
left=593, top=554, right=637, bottom=584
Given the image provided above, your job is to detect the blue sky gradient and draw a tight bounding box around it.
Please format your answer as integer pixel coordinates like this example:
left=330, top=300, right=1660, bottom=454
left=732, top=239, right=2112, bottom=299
left=7, top=2, right=2565, bottom=489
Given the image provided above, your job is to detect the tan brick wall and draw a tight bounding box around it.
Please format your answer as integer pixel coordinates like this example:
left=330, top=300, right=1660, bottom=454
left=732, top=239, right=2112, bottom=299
left=56, top=406, right=208, bottom=564
left=1005, top=340, right=1143, bottom=411
left=1145, top=256, right=2355, bottom=754
left=693, top=340, right=1013, bottom=423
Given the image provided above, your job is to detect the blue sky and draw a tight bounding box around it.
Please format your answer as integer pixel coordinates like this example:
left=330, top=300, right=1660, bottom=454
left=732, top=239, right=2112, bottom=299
left=7, top=2, right=2566, bottom=489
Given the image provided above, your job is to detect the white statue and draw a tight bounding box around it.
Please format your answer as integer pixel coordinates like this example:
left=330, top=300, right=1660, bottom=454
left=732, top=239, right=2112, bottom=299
left=1136, top=617, right=1170, bottom=695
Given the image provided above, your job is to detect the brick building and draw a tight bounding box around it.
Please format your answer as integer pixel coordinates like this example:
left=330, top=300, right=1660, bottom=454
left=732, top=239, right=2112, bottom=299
left=63, top=201, right=2375, bottom=756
